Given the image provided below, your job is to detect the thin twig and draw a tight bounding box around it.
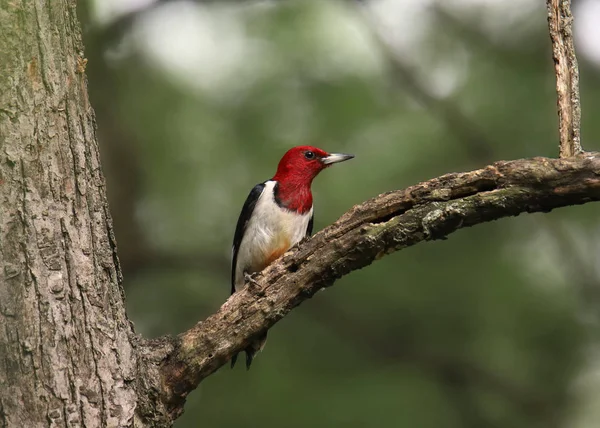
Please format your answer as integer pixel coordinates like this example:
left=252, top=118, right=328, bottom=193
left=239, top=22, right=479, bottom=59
left=546, top=0, right=583, bottom=157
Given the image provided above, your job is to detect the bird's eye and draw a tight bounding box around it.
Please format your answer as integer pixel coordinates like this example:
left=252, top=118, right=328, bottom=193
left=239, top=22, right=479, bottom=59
left=304, top=151, right=315, bottom=160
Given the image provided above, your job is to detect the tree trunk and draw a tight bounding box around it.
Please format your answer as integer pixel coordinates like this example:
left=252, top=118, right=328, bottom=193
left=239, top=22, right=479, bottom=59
left=0, top=0, right=596, bottom=426
left=0, top=2, right=167, bottom=426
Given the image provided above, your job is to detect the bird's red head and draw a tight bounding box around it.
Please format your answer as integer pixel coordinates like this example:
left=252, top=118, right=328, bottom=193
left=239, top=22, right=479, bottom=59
left=272, top=145, right=354, bottom=213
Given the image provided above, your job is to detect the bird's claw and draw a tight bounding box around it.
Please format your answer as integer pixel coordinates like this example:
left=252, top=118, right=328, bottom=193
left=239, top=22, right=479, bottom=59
left=244, top=272, right=262, bottom=291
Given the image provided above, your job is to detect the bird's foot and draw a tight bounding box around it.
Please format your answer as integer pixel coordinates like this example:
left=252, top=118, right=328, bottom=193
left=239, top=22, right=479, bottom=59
left=244, top=272, right=263, bottom=293
left=299, top=235, right=311, bottom=245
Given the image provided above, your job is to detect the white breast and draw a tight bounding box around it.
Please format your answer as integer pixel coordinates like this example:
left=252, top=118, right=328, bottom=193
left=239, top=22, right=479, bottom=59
left=234, top=180, right=312, bottom=291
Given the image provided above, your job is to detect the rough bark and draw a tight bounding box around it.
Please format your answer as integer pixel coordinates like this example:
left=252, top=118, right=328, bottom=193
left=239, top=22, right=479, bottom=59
left=0, top=2, right=169, bottom=427
left=547, top=0, right=582, bottom=157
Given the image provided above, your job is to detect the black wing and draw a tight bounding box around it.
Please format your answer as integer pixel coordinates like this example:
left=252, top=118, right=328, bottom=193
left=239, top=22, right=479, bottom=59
left=306, top=212, right=314, bottom=237
left=231, top=182, right=266, bottom=295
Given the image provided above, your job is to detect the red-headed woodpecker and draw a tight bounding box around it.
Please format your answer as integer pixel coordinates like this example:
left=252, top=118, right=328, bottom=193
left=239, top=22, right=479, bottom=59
left=230, top=146, right=354, bottom=369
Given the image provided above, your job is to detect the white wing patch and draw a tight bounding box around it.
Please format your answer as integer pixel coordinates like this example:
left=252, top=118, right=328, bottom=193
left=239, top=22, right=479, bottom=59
left=234, top=180, right=312, bottom=291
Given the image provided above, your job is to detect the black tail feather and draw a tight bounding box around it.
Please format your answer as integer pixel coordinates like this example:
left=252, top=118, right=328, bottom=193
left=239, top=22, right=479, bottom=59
left=231, top=346, right=256, bottom=370
left=230, top=333, right=267, bottom=370
left=246, top=349, right=255, bottom=370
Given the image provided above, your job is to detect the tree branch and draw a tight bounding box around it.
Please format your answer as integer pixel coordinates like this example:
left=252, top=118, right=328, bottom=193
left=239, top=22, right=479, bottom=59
left=546, top=0, right=583, bottom=157
left=157, top=152, right=600, bottom=419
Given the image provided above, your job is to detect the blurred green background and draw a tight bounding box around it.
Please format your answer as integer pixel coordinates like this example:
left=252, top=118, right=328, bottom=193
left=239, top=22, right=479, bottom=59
left=82, top=0, right=600, bottom=427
